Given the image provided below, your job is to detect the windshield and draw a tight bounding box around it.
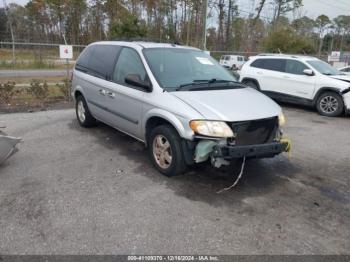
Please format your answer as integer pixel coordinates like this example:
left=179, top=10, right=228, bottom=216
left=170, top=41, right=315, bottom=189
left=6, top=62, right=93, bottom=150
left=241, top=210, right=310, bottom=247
left=143, top=48, right=237, bottom=90
left=306, top=60, right=341, bottom=76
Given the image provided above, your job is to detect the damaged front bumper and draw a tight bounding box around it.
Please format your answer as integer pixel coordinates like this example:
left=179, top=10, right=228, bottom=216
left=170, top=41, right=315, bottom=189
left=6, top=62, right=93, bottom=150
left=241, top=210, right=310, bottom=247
left=0, top=131, right=21, bottom=165
left=343, top=91, right=350, bottom=115
left=211, top=141, right=289, bottom=159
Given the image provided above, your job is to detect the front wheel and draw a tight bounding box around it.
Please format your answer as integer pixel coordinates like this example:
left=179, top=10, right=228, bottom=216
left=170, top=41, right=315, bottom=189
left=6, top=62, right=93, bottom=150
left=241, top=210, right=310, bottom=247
left=316, top=92, right=344, bottom=117
left=148, top=125, right=187, bottom=177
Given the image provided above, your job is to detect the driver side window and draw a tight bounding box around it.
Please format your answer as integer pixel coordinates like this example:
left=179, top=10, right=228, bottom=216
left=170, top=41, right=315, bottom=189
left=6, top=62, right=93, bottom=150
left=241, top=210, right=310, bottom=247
left=286, top=60, right=309, bottom=75
left=113, top=48, right=147, bottom=86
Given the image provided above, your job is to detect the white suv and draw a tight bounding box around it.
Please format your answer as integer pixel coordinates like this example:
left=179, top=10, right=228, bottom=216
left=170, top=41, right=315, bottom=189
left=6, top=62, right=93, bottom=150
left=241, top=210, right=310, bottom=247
left=240, top=54, right=350, bottom=117
left=220, top=55, right=246, bottom=70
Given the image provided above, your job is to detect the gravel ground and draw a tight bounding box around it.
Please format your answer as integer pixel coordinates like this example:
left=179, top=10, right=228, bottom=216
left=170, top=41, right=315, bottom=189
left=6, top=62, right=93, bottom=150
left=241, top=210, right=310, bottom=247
left=0, top=106, right=349, bottom=255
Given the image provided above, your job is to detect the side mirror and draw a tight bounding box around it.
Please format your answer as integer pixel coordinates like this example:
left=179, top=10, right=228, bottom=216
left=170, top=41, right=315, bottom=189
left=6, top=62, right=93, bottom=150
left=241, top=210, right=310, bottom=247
left=125, top=74, right=152, bottom=91
left=303, top=69, right=314, bottom=76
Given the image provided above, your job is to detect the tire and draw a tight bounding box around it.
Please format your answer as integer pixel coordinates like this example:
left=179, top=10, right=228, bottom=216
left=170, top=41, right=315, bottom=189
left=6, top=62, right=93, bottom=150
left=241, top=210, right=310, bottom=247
left=76, top=95, right=97, bottom=127
left=148, top=125, right=187, bottom=177
left=244, top=80, right=259, bottom=91
left=231, top=64, right=237, bottom=71
left=316, top=92, right=344, bottom=117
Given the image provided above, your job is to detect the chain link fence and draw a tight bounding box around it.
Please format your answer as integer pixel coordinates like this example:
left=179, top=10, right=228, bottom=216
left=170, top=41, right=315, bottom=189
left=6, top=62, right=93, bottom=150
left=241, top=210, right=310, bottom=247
left=209, top=50, right=329, bottom=62
left=0, top=42, right=86, bottom=69
left=0, top=42, right=336, bottom=70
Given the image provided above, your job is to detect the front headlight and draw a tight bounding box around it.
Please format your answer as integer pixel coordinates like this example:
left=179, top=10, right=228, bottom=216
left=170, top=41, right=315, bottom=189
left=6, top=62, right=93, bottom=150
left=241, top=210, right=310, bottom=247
left=279, top=112, right=286, bottom=127
left=189, top=120, right=234, bottom=138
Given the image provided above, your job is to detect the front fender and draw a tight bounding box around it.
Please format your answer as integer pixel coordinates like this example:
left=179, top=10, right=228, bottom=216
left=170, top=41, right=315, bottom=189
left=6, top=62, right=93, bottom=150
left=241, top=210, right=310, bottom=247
left=142, top=108, right=194, bottom=142
left=313, top=87, right=344, bottom=105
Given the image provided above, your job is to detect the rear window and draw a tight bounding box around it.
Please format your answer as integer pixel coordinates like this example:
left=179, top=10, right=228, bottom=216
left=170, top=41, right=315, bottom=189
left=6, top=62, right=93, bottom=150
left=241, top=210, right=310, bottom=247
left=76, top=45, right=121, bottom=79
left=76, top=46, right=93, bottom=70
left=251, top=58, right=286, bottom=72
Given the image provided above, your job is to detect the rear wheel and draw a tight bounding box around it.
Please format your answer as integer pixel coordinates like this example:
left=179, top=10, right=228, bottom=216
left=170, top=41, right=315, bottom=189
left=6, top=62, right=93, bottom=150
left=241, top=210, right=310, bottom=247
left=316, top=92, right=344, bottom=117
left=148, top=125, right=187, bottom=177
left=76, top=95, right=97, bottom=127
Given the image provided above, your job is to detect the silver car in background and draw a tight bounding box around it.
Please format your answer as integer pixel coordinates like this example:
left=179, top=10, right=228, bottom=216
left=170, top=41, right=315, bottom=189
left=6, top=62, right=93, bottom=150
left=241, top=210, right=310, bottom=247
left=72, top=41, right=289, bottom=176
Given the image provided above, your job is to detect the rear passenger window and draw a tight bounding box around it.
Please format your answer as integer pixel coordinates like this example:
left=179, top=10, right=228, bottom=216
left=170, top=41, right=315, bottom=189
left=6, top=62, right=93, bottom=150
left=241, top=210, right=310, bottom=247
left=251, top=58, right=286, bottom=72
left=113, top=48, right=147, bottom=86
left=76, top=46, right=93, bottom=71
left=250, top=59, right=264, bottom=69
left=88, top=45, right=121, bottom=79
left=285, top=60, right=309, bottom=75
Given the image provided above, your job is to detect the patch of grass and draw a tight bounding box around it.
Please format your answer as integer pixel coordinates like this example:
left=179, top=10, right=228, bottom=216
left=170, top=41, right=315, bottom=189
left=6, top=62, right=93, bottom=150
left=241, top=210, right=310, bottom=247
left=0, top=60, right=64, bottom=70
left=0, top=48, right=77, bottom=69
left=0, top=48, right=59, bottom=60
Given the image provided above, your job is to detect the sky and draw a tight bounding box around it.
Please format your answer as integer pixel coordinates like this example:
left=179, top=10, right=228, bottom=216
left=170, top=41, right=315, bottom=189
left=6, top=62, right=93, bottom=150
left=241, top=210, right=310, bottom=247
left=1, top=0, right=350, bottom=20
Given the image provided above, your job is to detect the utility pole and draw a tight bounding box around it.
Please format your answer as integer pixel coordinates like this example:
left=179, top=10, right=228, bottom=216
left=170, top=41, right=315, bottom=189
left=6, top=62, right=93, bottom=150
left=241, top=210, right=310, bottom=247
left=3, top=0, right=15, bottom=65
left=202, top=0, right=208, bottom=50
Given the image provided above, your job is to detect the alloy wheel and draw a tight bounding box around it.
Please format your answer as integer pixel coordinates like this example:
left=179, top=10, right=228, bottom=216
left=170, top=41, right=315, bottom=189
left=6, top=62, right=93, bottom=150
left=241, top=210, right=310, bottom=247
left=77, top=100, right=86, bottom=123
left=320, top=95, right=339, bottom=114
left=152, top=135, right=173, bottom=169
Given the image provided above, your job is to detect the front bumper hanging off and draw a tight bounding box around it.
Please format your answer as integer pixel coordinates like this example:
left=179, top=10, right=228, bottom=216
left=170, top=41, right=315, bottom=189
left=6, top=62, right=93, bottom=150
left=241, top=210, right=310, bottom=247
left=0, top=130, right=21, bottom=165
left=211, top=141, right=290, bottom=159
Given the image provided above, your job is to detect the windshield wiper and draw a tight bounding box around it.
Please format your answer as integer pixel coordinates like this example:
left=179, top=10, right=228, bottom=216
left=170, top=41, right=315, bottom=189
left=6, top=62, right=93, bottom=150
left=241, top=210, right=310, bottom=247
left=177, top=79, right=237, bottom=91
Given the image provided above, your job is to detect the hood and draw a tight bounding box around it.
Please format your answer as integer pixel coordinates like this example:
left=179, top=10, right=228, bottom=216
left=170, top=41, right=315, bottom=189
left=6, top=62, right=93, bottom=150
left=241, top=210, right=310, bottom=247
left=171, top=88, right=281, bottom=121
left=329, top=75, right=350, bottom=84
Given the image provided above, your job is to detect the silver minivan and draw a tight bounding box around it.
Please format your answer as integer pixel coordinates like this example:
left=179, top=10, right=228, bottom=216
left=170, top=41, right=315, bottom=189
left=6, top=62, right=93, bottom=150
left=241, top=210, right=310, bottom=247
left=72, top=41, right=289, bottom=176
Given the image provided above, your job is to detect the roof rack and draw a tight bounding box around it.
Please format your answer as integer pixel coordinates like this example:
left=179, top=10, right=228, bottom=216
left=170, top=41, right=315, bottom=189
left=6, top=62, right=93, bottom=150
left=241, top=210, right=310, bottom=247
left=257, top=53, right=313, bottom=58
left=257, top=53, right=283, bottom=56
left=111, top=37, right=183, bottom=46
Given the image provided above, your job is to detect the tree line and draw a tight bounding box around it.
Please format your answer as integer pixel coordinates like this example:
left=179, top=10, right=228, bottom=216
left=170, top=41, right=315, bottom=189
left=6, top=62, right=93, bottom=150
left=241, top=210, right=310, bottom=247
left=0, top=0, right=349, bottom=55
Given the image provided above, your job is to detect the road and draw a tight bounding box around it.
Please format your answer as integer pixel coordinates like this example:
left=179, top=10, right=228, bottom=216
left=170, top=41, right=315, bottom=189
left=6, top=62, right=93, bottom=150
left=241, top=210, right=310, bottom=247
left=0, top=107, right=349, bottom=254
left=0, top=69, right=71, bottom=78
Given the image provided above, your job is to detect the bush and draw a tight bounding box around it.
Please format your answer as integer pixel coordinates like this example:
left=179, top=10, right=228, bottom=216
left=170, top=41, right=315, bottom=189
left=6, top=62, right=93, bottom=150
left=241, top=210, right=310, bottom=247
left=27, top=80, right=49, bottom=100
left=0, top=81, right=16, bottom=104
left=57, top=79, right=71, bottom=100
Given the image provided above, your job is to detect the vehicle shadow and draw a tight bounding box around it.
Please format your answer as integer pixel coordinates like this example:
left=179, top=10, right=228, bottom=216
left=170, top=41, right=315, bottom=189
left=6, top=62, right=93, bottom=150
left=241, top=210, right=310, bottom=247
left=69, top=119, right=302, bottom=206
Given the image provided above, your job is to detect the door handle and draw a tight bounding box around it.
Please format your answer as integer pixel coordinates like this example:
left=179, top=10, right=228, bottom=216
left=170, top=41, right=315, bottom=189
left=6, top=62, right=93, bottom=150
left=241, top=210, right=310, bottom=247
left=283, top=75, right=291, bottom=79
left=106, top=91, right=115, bottom=98
left=99, top=89, right=106, bottom=96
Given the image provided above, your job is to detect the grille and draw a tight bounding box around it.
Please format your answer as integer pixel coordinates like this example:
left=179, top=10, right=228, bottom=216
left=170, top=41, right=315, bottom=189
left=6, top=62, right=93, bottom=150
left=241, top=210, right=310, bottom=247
left=230, top=117, right=278, bottom=146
